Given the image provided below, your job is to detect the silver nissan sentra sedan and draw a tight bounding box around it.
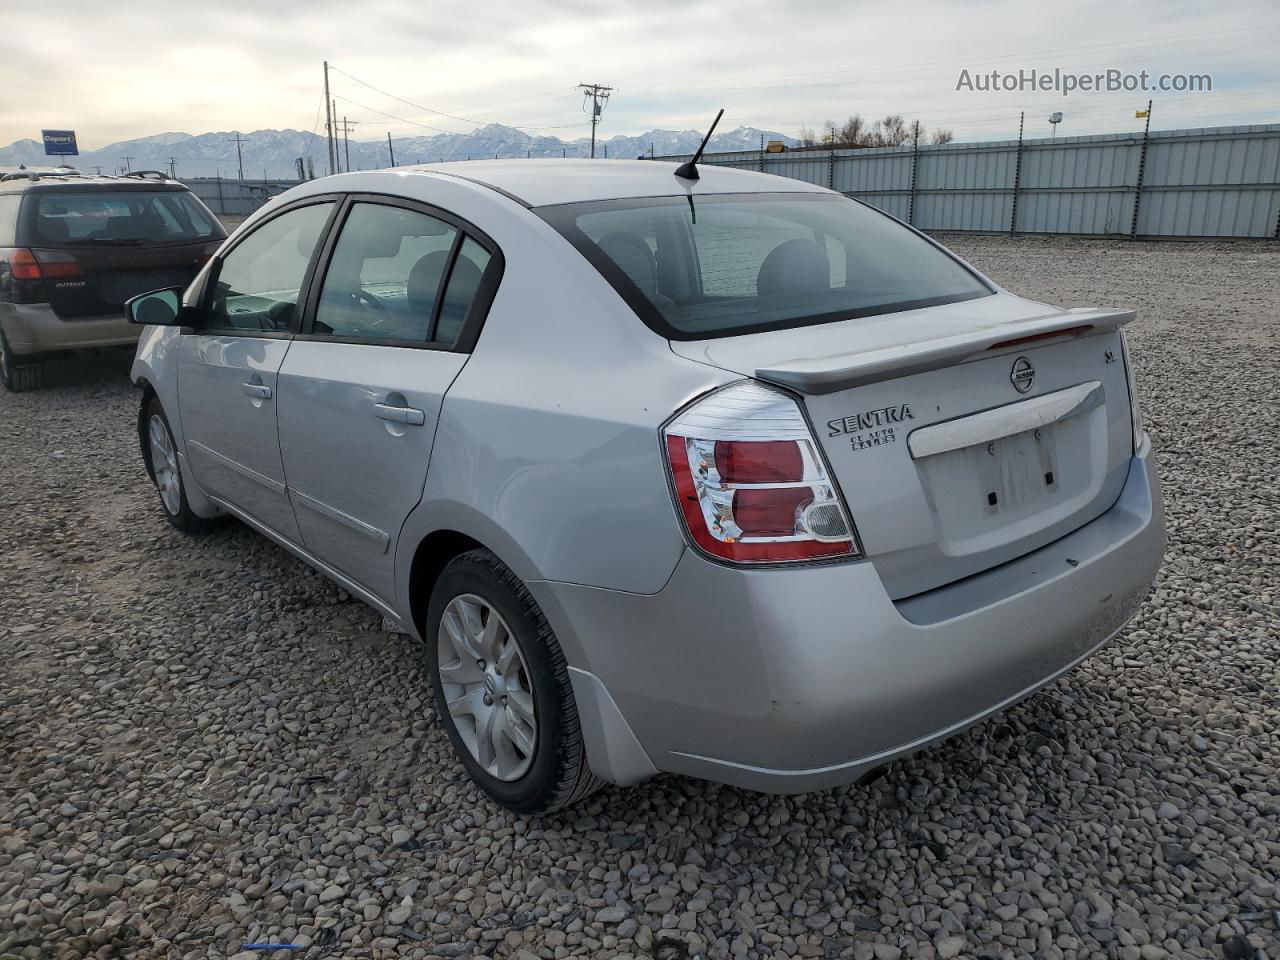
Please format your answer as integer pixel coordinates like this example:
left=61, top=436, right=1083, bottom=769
left=127, top=159, right=1165, bottom=813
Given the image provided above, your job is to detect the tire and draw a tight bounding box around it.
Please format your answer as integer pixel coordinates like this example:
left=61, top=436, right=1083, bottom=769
left=143, top=396, right=214, bottom=534
left=0, top=331, right=44, bottom=393
left=425, top=549, right=604, bottom=814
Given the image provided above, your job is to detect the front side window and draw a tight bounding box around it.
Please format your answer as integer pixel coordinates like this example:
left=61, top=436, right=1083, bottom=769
left=206, top=202, right=334, bottom=333
left=32, top=189, right=222, bottom=245
left=313, top=203, right=459, bottom=344
left=538, top=192, right=992, bottom=339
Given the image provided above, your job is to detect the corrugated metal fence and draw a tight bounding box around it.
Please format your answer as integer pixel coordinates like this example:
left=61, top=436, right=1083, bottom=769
left=181, top=177, right=302, bottom=218
left=662, top=124, right=1280, bottom=239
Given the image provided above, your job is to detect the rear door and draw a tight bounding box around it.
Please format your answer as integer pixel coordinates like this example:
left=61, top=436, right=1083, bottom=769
left=177, top=199, right=337, bottom=542
left=275, top=197, right=499, bottom=604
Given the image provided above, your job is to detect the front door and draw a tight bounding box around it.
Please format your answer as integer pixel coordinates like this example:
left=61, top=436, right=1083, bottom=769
left=178, top=200, right=336, bottom=543
left=276, top=199, right=496, bottom=603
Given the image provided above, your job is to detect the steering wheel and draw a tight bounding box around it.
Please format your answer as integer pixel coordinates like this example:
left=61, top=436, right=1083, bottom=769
left=356, top=289, right=391, bottom=327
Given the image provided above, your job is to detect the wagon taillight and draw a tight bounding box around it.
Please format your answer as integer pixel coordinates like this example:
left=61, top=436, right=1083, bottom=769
left=11, top=248, right=85, bottom=281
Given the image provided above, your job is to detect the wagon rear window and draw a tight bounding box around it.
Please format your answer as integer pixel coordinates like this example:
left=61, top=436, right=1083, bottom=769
left=538, top=192, right=991, bottom=339
left=32, top=190, right=221, bottom=245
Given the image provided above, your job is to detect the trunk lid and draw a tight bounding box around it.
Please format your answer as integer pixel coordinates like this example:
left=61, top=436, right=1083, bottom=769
left=670, top=294, right=1136, bottom=598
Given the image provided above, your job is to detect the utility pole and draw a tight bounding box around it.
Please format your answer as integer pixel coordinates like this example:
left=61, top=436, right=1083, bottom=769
left=335, top=118, right=358, bottom=174
left=332, top=99, right=339, bottom=170
left=1010, top=111, right=1025, bottom=235
left=228, top=133, right=247, bottom=180
left=120, top=155, right=134, bottom=172
left=578, top=82, right=613, bottom=158
left=323, top=61, right=335, bottom=176
left=92, top=165, right=103, bottom=175
left=1130, top=100, right=1154, bottom=239
left=387, top=132, right=396, bottom=168
left=167, top=157, right=179, bottom=179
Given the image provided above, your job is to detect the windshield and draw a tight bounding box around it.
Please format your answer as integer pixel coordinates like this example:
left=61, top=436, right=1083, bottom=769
left=32, top=189, right=222, bottom=246
left=539, top=192, right=992, bottom=339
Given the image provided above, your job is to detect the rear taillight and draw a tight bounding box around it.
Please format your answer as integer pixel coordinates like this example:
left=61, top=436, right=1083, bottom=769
left=1119, top=331, right=1144, bottom=450
left=10, top=248, right=84, bottom=281
left=662, top=381, right=860, bottom=564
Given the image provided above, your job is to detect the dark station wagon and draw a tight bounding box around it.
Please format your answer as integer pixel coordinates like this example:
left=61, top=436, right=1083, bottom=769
left=0, top=168, right=225, bottom=391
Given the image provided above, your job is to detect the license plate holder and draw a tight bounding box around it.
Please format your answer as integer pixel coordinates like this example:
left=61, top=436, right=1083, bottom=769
left=974, top=427, right=1058, bottom=514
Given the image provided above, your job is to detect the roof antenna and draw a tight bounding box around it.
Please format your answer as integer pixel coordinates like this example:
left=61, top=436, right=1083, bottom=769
left=674, top=108, right=724, bottom=181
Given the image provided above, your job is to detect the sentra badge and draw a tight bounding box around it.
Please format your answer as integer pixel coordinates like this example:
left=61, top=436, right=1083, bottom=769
left=827, top=404, right=913, bottom=437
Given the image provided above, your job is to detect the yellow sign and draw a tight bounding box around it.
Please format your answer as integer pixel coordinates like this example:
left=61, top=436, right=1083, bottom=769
left=1135, top=110, right=1149, bottom=118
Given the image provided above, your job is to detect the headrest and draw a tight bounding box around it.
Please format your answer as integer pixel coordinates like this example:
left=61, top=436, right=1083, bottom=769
left=407, top=251, right=451, bottom=313
left=37, top=217, right=70, bottom=243
left=757, top=238, right=830, bottom=299
left=597, top=232, right=658, bottom=295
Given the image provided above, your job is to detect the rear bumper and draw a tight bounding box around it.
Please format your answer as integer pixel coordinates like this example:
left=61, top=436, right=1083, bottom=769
left=0, top=303, right=137, bottom=356
left=532, top=437, right=1165, bottom=793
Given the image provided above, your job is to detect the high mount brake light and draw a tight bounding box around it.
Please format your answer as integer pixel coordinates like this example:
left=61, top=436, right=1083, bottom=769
left=663, top=381, right=860, bottom=564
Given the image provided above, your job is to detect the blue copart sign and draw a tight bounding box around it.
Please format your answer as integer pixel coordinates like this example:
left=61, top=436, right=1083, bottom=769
left=42, top=130, right=78, bottom=156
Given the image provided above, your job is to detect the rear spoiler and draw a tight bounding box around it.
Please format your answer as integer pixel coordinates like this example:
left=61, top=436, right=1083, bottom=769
left=754, top=308, right=1136, bottom=395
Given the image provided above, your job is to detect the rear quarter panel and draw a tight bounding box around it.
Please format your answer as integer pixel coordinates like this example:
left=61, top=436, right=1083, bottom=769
left=391, top=175, right=730, bottom=627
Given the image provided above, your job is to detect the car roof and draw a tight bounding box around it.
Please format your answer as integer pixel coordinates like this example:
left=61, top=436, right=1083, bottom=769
left=0, top=172, right=188, bottom=194
left=396, top=159, right=829, bottom=208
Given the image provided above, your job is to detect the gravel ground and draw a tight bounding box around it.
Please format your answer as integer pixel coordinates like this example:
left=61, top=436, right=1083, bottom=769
left=1, top=235, right=1277, bottom=960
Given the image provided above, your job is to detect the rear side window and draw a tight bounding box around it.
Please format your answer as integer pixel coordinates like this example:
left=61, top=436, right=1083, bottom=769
left=312, top=203, right=458, bottom=344
left=206, top=202, right=334, bottom=333
left=538, top=192, right=991, bottom=339
left=32, top=190, right=221, bottom=245
left=437, top=238, right=492, bottom=345
left=0, top=195, right=20, bottom=245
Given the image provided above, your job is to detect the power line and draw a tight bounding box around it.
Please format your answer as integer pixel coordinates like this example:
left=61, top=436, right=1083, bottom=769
left=301, top=87, right=324, bottom=163
left=329, top=64, right=583, bottom=141
left=331, top=94, right=480, bottom=137
left=329, top=65, right=498, bottom=130
left=331, top=93, right=588, bottom=146
left=579, top=82, right=613, bottom=158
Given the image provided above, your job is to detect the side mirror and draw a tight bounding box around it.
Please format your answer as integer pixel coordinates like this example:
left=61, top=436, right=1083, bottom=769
left=126, top=286, right=185, bottom=326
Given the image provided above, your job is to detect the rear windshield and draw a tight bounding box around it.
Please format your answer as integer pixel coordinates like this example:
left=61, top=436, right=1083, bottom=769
left=538, top=192, right=992, bottom=339
left=31, top=189, right=222, bottom=246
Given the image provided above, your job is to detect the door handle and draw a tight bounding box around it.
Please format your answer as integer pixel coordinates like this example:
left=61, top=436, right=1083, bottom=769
left=373, top=402, right=426, bottom=427
left=242, top=382, right=272, bottom=400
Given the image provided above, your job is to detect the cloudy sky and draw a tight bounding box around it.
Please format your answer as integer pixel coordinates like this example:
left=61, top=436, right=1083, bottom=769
left=5, top=0, right=1278, bottom=149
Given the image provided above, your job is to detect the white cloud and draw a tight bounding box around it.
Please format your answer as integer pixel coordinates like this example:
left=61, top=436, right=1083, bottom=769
left=3, top=0, right=1277, bottom=148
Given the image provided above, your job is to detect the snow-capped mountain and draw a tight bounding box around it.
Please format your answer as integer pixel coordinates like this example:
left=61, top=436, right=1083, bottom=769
left=0, top=125, right=795, bottom=179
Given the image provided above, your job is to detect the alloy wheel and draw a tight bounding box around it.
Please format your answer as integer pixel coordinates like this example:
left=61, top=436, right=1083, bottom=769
left=148, top=414, right=182, bottom=516
left=437, top=593, right=537, bottom=781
